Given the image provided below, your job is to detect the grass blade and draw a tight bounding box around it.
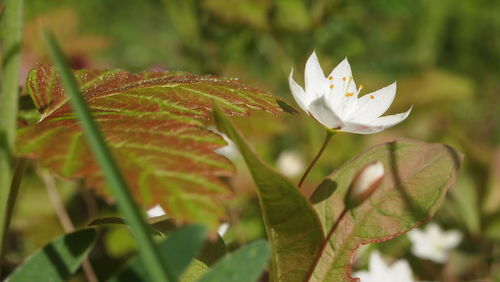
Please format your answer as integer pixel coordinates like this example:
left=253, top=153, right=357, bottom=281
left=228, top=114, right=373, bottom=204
left=44, top=32, right=172, bottom=282
left=0, top=0, right=24, bottom=271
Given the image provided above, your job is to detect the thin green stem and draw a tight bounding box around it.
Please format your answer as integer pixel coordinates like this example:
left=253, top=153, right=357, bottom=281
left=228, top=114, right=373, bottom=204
left=0, top=0, right=24, bottom=272
left=44, top=32, right=172, bottom=282
left=298, top=130, right=334, bottom=189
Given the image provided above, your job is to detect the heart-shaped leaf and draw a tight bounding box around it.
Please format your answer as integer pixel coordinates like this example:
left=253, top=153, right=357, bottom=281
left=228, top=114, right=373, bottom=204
left=7, top=228, right=97, bottom=282
left=17, top=65, right=284, bottom=228
left=213, top=106, right=324, bottom=282
left=307, top=138, right=463, bottom=281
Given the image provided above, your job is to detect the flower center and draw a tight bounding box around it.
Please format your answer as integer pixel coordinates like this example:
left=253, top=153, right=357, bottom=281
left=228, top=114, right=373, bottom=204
left=340, top=76, right=364, bottom=98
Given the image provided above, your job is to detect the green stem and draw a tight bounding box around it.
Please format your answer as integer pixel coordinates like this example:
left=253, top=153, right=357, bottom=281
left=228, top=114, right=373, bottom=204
left=0, top=0, right=24, bottom=271
left=44, top=32, right=173, bottom=282
left=298, top=130, right=334, bottom=189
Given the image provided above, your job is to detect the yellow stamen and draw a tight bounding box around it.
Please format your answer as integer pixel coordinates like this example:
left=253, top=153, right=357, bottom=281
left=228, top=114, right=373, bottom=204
left=330, top=84, right=334, bottom=89
left=370, top=95, right=374, bottom=99
left=342, top=77, right=346, bottom=81
left=328, top=76, right=333, bottom=80
left=343, top=76, right=354, bottom=97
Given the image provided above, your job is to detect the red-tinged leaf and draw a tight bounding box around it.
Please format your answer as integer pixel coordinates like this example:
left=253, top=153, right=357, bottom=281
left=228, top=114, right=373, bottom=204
left=307, top=138, right=463, bottom=282
left=17, top=65, right=284, bottom=228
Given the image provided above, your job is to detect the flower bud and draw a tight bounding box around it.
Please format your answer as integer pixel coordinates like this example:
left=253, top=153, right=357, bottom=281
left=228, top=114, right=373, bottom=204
left=345, top=161, right=385, bottom=208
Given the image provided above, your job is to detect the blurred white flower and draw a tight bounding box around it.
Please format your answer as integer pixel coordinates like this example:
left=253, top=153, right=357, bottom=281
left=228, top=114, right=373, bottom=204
left=345, top=161, right=385, bottom=207
left=147, top=204, right=166, bottom=218
left=217, top=222, right=229, bottom=237
left=277, top=150, right=305, bottom=178
left=289, top=52, right=412, bottom=134
left=353, top=251, right=414, bottom=282
left=407, top=223, right=462, bottom=263
left=209, top=127, right=240, bottom=159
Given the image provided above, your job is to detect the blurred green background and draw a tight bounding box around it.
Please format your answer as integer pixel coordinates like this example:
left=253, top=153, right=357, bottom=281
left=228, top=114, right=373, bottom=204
left=7, top=0, right=500, bottom=281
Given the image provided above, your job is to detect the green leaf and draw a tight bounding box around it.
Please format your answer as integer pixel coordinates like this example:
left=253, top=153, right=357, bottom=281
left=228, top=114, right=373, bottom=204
left=198, top=233, right=227, bottom=266
left=109, top=224, right=207, bottom=282
left=179, top=260, right=209, bottom=282
left=197, top=240, right=270, bottom=282
left=213, top=106, right=324, bottom=282
left=485, top=212, right=500, bottom=241
left=88, top=216, right=163, bottom=236
left=7, top=228, right=97, bottom=282
left=89, top=216, right=226, bottom=265
left=17, top=65, right=284, bottom=229
left=308, top=138, right=463, bottom=281
left=449, top=172, right=480, bottom=233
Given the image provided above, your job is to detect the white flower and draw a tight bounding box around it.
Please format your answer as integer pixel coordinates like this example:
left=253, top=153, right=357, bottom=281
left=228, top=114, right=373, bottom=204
left=147, top=204, right=166, bottom=218
left=276, top=150, right=305, bottom=178
left=289, top=52, right=412, bottom=134
left=210, top=127, right=240, bottom=160
left=407, top=223, right=462, bottom=263
left=353, top=251, right=414, bottom=282
left=345, top=161, right=385, bottom=208
left=217, top=222, right=229, bottom=237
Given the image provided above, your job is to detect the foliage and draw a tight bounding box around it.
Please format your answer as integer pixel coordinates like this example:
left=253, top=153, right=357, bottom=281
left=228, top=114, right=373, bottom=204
left=214, top=105, right=324, bottom=281
left=17, top=64, right=283, bottom=228
left=1, top=0, right=498, bottom=281
left=215, top=109, right=462, bottom=281
left=6, top=228, right=97, bottom=281
left=309, top=139, right=462, bottom=281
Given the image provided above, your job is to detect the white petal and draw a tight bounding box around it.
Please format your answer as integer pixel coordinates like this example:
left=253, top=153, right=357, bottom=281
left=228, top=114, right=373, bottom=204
left=326, top=58, right=357, bottom=114
left=305, top=51, right=327, bottom=96
left=340, top=120, right=385, bottom=134
left=289, top=69, right=312, bottom=112
left=426, top=250, right=447, bottom=263
left=327, top=58, right=353, bottom=83
left=350, top=161, right=385, bottom=198
left=217, top=223, right=229, bottom=237
left=348, top=82, right=397, bottom=122
left=443, top=230, right=462, bottom=249
left=369, top=251, right=389, bottom=274
left=426, top=223, right=442, bottom=239
left=367, top=106, right=412, bottom=128
left=147, top=204, right=166, bottom=218
left=390, top=260, right=414, bottom=282
left=407, top=229, right=425, bottom=245
left=277, top=151, right=305, bottom=178
left=308, top=95, right=344, bottom=129
left=352, top=271, right=371, bottom=282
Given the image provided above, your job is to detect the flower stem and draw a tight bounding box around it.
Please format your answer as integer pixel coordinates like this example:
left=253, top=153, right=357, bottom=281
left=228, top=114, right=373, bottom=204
left=298, top=130, right=334, bottom=189
left=304, top=207, right=348, bottom=281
